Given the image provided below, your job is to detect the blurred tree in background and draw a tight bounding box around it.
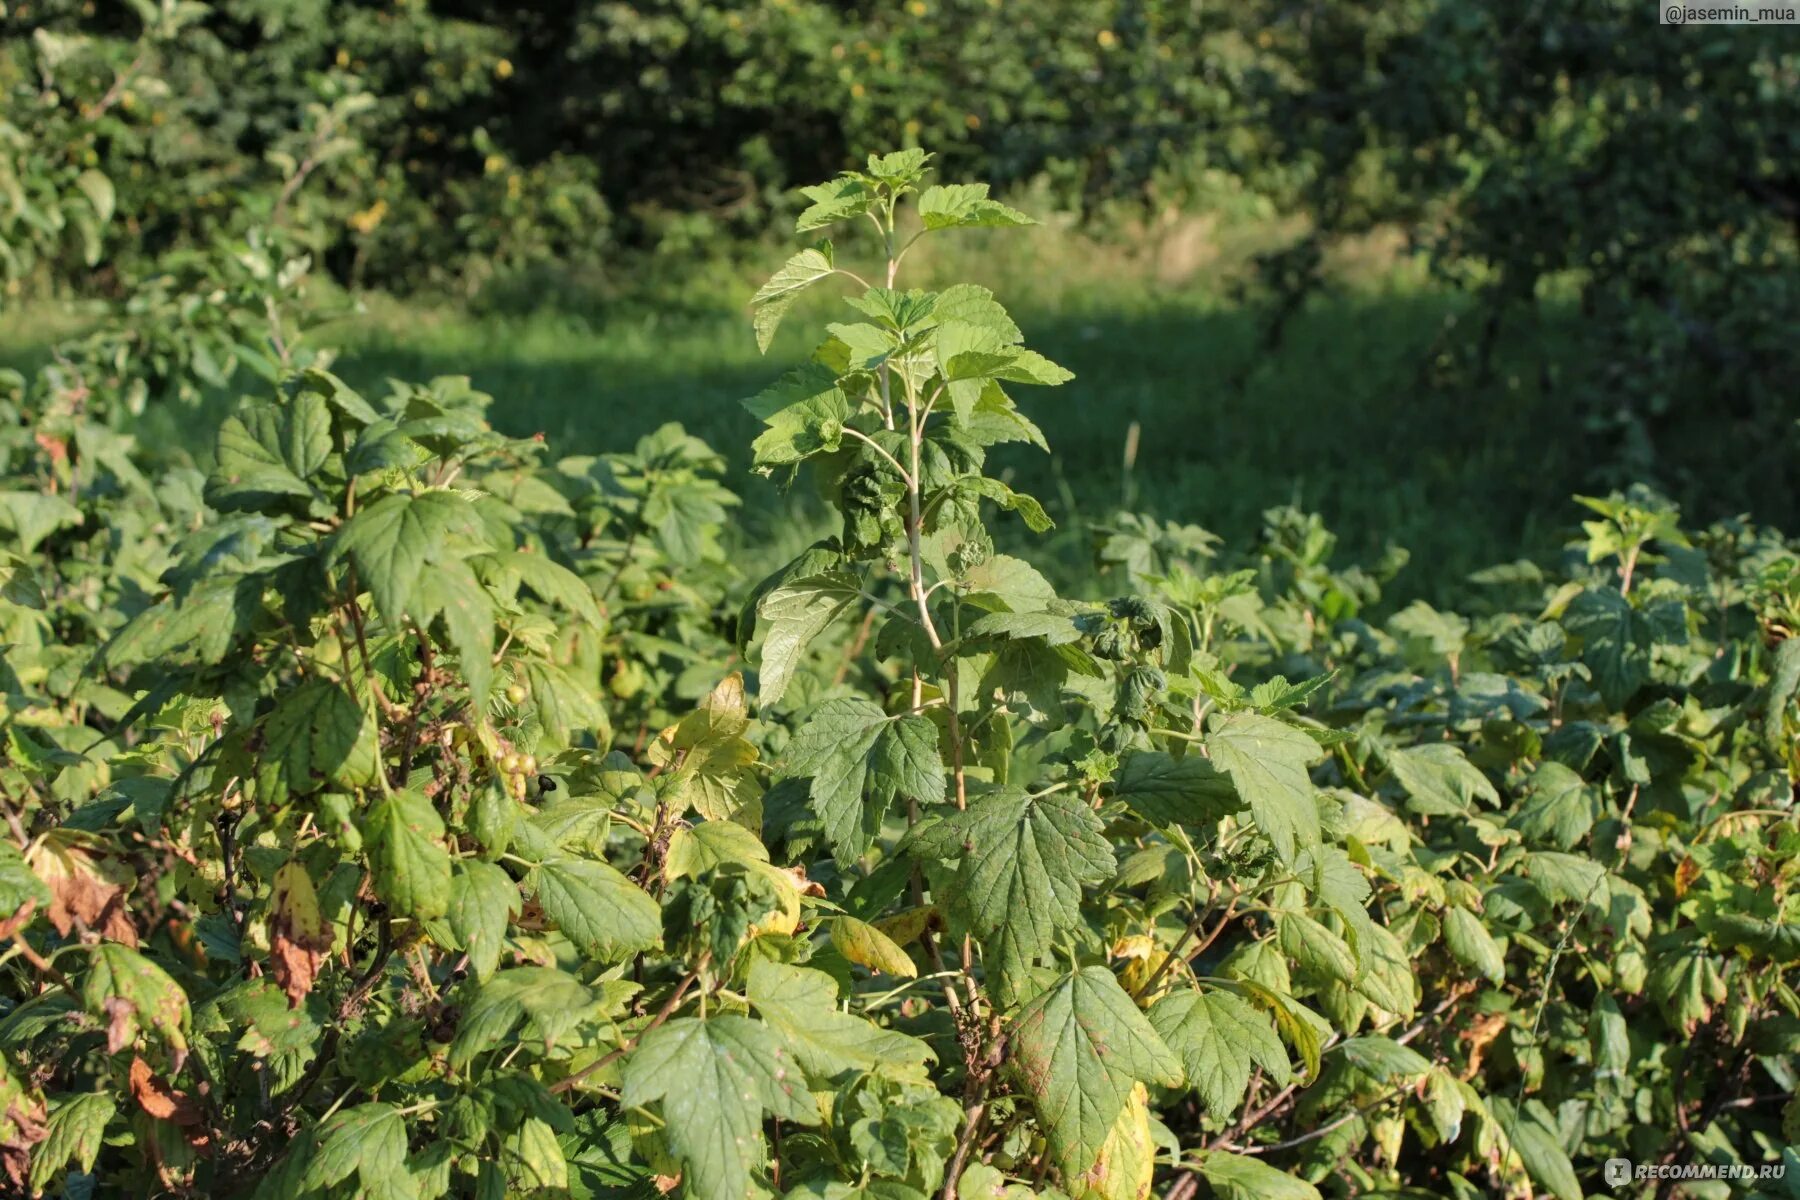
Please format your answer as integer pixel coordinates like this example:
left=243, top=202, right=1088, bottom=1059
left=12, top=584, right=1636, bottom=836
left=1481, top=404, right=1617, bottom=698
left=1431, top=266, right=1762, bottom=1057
left=4, top=0, right=1797, bottom=512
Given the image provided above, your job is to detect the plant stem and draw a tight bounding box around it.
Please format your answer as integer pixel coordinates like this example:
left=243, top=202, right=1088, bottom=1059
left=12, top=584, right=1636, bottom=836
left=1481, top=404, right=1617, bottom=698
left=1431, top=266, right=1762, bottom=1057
left=549, top=959, right=705, bottom=1095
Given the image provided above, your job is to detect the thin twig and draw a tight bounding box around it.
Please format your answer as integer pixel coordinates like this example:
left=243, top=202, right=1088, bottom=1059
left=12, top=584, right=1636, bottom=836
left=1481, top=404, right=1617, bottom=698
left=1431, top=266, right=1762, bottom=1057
left=549, top=961, right=705, bottom=1094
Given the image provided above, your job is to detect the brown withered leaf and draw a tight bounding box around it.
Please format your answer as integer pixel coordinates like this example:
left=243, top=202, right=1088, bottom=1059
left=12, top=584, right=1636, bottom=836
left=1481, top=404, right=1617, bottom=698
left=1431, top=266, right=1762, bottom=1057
left=0, top=1078, right=47, bottom=1190
left=102, top=997, right=138, bottom=1056
left=26, top=834, right=137, bottom=947
left=128, top=1057, right=208, bottom=1150
left=268, top=862, right=333, bottom=1009
left=0, top=898, right=36, bottom=942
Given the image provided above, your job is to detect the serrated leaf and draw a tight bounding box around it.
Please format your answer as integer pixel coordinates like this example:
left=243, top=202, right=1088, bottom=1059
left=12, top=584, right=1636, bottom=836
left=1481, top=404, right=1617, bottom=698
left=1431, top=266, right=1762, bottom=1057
left=1150, top=988, right=1290, bottom=1120
left=1563, top=587, right=1686, bottom=707
left=1205, top=713, right=1321, bottom=865
left=364, top=791, right=452, bottom=921
left=528, top=856, right=661, bottom=961
left=521, top=659, right=606, bottom=753
left=30, top=1091, right=114, bottom=1190
left=830, top=915, right=917, bottom=978
left=751, top=243, right=835, bottom=353
left=334, top=490, right=482, bottom=627
left=1387, top=743, right=1497, bottom=816
left=255, top=681, right=378, bottom=805
left=1195, top=1151, right=1321, bottom=1200
left=1507, top=761, right=1597, bottom=849
left=1279, top=912, right=1357, bottom=986
left=745, top=366, right=852, bottom=470
left=82, top=943, right=189, bottom=1057
left=1065, top=1081, right=1154, bottom=1200
left=796, top=177, right=875, bottom=232
left=1443, top=906, right=1505, bottom=984
left=753, top=571, right=861, bottom=706
left=911, top=789, right=1113, bottom=1002
left=621, top=1016, right=817, bottom=1199
left=205, top=393, right=332, bottom=514
left=1008, top=967, right=1181, bottom=1181
left=918, top=183, right=1034, bottom=231
left=1110, top=750, right=1241, bottom=826
left=302, top=1102, right=407, bottom=1192
left=649, top=674, right=763, bottom=824
left=450, top=967, right=596, bottom=1069
left=0, top=840, right=51, bottom=924
left=1489, top=1098, right=1582, bottom=1200
left=1337, top=1036, right=1431, bottom=1081
left=747, top=959, right=930, bottom=1075
left=780, top=698, right=944, bottom=865
left=1350, top=921, right=1417, bottom=1019
left=448, top=861, right=519, bottom=982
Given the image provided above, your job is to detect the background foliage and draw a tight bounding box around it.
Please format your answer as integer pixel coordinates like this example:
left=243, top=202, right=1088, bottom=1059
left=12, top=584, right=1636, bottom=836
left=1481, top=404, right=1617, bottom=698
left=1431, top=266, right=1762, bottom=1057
left=1, top=10, right=1798, bottom=1198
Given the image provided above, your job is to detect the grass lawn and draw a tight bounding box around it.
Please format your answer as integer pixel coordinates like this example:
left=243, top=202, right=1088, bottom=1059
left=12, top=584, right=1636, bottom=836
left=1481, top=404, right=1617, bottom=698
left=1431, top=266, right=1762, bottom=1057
left=6, top=232, right=1606, bottom=606
left=306, top=280, right=1580, bottom=604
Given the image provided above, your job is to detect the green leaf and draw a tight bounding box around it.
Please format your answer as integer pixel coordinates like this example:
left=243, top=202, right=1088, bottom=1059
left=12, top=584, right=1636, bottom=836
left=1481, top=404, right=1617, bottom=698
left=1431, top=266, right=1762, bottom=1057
left=1110, top=750, right=1241, bottom=826
left=1205, top=713, right=1321, bottom=866
left=410, top=555, right=496, bottom=701
left=1195, top=1151, right=1322, bottom=1200
left=82, top=943, right=189, bottom=1057
left=364, top=791, right=453, bottom=921
left=506, top=1116, right=569, bottom=1191
left=335, top=490, right=482, bottom=627
left=1337, top=1036, right=1431, bottom=1082
left=621, top=1016, right=818, bottom=1199
left=205, top=393, right=332, bottom=514
left=745, top=365, right=852, bottom=471
left=1507, top=761, right=1598, bottom=849
left=521, top=660, right=605, bottom=752
left=1563, top=587, right=1686, bottom=707
left=0, top=840, right=51, bottom=923
left=0, top=491, right=81, bottom=554
left=1007, top=967, right=1181, bottom=1181
left=917, top=183, right=1034, bottom=231
left=664, top=820, right=770, bottom=880
left=796, top=176, right=875, bottom=232
left=487, top=549, right=603, bottom=627
left=1150, top=988, right=1290, bottom=1120
left=255, top=681, right=378, bottom=805
left=751, top=242, right=835, bottom=353
left=780, top=698, right=944, bottom=865
left=1351, top=921, right=1417, bottom=1019
left=863, top=148, right=931, bottom=187
left=30, top=1091, right=115, bottom=1190
left=753, top=570, right=861, bottom=706
left=958, top=553, right=1055, bottom=612
left=450, top=967, right=597, bottom=1069
left=648, top=673, right=763, bottom=824
left=528, top=856, right=661, bottom=961
left=448, top=861, right=519, bottom=982
left=911, top=789, right=1113, bottom=1002
left=1387, top=743, right=1498, bottom=816
left=1279, top=912, right=1357, bottom=986
left=1520, top=851, right=1606, bottom=906
left=1443, top=906, right=1506, bottom=984
left=75, top=168, right=115, bottom=223
left=302, top=1102, right=407, bottom=1192
left=747, top=959, right=931, bottom=1076
left=1489, top=1098, right=1582, bottom=1200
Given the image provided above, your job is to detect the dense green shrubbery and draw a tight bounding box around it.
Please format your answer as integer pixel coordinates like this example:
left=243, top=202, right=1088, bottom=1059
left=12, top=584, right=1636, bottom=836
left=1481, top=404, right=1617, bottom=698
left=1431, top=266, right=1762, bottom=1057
left=1, top=145, right=1797, bottom=1200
